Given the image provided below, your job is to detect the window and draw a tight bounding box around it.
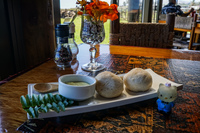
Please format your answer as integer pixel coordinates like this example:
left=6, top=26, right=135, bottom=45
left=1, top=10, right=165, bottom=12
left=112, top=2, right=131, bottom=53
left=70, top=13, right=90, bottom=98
left=151, top=0, right=158, bottom=23
left=119, top=0, right=143, bottom=23
left=162, top=0, right=200, bottom=15
left=177, top=0, right=200, bottom=14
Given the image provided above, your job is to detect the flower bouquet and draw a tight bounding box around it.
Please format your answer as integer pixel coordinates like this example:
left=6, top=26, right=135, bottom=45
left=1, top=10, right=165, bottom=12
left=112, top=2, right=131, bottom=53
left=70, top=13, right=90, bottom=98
left=76, top=0, right=118, bottom=23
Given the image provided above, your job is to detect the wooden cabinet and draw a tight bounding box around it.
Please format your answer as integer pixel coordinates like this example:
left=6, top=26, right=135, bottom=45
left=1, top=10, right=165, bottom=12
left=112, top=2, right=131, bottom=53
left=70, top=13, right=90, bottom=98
left=0, top=0, right=59, bottom=81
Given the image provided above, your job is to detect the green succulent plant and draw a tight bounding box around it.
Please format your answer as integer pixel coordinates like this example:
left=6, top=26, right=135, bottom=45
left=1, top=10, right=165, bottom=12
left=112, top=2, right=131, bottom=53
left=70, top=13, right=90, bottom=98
left=20, top=93, right=78, bottom=118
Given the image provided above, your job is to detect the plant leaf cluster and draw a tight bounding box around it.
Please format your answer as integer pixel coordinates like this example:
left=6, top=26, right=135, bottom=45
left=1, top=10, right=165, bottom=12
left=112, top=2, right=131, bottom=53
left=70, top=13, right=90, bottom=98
left=20, top=93, right=78, bottom=118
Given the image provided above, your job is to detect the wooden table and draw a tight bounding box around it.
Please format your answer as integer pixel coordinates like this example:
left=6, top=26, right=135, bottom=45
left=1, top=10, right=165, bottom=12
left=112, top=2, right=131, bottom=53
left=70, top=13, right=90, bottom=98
left=0, top=44, right=200, bottom=132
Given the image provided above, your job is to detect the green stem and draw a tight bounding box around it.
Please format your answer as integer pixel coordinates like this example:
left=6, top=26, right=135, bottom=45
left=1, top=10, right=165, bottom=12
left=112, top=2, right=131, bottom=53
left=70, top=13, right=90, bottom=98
left=69, top=13, right=78, bottom=27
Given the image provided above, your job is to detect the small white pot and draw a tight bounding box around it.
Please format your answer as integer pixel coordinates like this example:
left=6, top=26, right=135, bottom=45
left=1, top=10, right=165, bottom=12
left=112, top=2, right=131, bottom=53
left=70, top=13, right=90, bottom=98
left=58, top=74, right=96, bottom=101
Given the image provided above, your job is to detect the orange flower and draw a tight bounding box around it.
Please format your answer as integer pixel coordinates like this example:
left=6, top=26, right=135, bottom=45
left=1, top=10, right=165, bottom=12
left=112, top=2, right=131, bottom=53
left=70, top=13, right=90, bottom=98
left=110, top=13, right=118, bottom=21
left=77, top=0, right=87, bottom=7
left=77, top=11, right=83, bottom=15
left=99, top=1, right=109, bottom=10
left=110, top=4, right=118, bottom=14
left=100, top=14, right=108, bottom=22
left=76, top=0, right=118, bottom=23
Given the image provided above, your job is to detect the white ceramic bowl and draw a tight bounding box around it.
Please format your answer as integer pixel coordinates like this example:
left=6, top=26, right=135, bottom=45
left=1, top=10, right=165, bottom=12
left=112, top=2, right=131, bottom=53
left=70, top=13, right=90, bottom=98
left=58, top=74, right=96, bottom=101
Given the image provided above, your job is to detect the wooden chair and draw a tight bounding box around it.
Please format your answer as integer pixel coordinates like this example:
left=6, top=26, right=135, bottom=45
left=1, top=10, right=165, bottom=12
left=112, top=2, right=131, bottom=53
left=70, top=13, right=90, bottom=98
left=109, top=0, right=174, bottom=48
left=158, top=14, right=198, bottom=50
left=110, top=22, right=174, bottom=48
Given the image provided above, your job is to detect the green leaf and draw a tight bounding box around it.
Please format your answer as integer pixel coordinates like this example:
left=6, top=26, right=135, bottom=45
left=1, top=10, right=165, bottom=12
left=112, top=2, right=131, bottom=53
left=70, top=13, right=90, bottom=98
left=46, top=103, right=52, bottom=109
left=27, top=107, right=35, bottom=118
left=63, top=100, right=69, bottom=107
left=32, top=94, right=39, bottom=106
left=52, top=102, right=60, bottom=113
left=69, top=13, right=77, bottom=27
left=25, top=109, right=32, bottom=118
left=68, top=100, right=74, bottom=105
left=38, top=94, right=44, bottom=104
left=58, top=101, right=65, bottom=111
left=38, top=107, right=42, bottom=112
left=40, top=104, right=48, bottom=113
left=61, top=95, right=67, bottom=102
left=43, top=94, right=49, bottom=105
left=34, top=106, right=39, bottom=118
left=20, top=95, right=28, bottom=108
left=54, top=94, right=62, bottom=102
left=48, top=93, right=56, bottom=103
left=26, top=94, right=33, bottom=107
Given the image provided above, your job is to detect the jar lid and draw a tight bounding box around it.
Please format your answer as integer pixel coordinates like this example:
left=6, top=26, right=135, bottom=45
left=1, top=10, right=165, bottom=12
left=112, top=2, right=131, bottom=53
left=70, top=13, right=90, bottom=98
left=64, top=22, right=75, bottom=34
left=55, top=24, right=69, bottom=37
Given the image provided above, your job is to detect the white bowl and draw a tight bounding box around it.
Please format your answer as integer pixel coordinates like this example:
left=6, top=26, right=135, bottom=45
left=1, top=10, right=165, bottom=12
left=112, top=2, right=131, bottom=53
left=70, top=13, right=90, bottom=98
left=58, top=74, right=96, bottom=101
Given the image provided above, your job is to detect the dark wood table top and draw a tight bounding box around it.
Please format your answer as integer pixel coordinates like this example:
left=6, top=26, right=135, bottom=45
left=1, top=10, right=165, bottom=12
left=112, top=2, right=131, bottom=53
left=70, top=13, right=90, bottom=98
left=0, top=44, right=200, bottom=132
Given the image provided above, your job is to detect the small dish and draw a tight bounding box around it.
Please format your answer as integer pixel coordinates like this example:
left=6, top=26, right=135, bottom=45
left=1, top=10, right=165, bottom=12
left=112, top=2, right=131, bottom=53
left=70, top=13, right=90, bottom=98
left=58, top=74, right=96, bottom=101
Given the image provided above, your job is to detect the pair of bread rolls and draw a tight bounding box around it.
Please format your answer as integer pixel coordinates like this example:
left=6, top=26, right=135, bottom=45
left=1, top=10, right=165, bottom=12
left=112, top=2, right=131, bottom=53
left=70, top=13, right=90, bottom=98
left=95, top=68, right=153, bottom=98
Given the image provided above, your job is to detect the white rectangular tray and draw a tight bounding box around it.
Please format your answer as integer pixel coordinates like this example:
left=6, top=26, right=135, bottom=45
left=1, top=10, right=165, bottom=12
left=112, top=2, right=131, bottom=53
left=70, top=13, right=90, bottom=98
left=27, top=69, right=183, bottom=119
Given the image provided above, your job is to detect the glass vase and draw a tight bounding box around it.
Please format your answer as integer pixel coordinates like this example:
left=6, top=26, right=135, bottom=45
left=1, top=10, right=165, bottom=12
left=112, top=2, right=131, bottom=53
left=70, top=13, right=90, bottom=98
left=80, top=14, right=105, bottom=72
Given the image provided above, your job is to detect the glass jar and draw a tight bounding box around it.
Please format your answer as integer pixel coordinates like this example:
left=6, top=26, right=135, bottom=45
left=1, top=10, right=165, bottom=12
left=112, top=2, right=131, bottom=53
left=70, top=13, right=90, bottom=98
left=54, top=24, right=72, bottom=68
left=64, top=22, right=79, bottom=60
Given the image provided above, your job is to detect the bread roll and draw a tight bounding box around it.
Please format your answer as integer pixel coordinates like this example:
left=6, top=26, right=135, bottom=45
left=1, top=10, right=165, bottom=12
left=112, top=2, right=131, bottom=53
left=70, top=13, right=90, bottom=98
left=123, top=68, right=152, bottom=92
left=95, top=71, right=123, bottom=98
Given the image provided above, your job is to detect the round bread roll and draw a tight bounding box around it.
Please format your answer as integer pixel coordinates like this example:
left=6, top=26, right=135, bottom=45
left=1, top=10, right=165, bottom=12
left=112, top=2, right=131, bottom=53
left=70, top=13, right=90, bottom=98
left=123, top=68, right=152, bottom=92
left=95, top=71, right=123, bottom=98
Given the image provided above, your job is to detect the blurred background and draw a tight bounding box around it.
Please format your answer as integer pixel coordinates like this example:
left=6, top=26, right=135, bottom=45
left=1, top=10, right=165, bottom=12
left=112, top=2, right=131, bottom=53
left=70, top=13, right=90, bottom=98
left=60, top=0, right=200, bottom=44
